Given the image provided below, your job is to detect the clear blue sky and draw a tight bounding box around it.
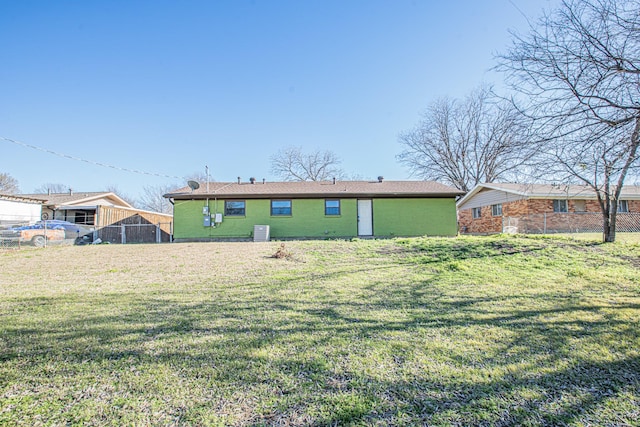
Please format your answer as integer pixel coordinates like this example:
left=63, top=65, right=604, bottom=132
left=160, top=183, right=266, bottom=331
left=1, top=0, right=557, bottom=199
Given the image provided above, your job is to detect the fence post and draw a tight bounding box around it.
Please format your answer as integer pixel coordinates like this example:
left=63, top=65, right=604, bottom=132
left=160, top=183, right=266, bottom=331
left=121, top=224, right=126, bottom=244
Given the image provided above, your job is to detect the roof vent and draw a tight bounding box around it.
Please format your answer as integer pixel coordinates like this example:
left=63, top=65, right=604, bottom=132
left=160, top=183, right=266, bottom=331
left=250, top=177, right=256, bottom=184
left=69, top=188, right=73, bottom=195
left=377, top=176, right=384, bottom=183
left=262, top=178, right=266, bottom=184
left=237, top=177, right=241, bottom=184
left=332, top=177, right=336, bottom=185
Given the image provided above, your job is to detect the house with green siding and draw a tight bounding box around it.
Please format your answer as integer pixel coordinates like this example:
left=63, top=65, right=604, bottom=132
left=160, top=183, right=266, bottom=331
left=164, top=178, right=463, bottom=241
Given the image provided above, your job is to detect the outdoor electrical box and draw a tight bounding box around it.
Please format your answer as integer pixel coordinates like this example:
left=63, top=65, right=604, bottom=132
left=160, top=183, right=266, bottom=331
left=202, top=206, right=209, bottom=215
left=203, top=215, right=211, bottom=227
left=214, top=213, right=223, bottom=223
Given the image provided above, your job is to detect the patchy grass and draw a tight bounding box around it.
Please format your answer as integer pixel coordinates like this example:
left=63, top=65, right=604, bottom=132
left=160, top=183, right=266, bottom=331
left=1, top=236, right=639, bottom=426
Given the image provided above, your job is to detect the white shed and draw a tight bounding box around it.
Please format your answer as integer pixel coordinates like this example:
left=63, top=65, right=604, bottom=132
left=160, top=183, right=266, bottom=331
left=0, top=194, right=43, bottom=226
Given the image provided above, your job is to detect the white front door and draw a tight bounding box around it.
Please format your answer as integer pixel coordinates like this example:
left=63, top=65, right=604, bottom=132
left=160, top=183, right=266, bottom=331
left=357, top=199, right=373, bottom=236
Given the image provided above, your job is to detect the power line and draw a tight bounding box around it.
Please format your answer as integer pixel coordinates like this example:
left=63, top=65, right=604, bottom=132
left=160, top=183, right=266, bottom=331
left=1, top=136, right=181, bottom=179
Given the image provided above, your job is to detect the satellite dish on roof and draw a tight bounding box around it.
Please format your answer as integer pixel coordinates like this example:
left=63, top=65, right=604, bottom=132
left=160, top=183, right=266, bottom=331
left=187, top=180, right=200, bottom=192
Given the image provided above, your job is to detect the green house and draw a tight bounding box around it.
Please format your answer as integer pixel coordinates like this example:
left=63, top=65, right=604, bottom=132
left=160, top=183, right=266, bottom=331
left=164, top=178, right=463, bottom=241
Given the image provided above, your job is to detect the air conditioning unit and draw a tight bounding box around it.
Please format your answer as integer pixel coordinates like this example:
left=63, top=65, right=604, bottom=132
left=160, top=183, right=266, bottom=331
left=253, top=225, right=270, bottom=242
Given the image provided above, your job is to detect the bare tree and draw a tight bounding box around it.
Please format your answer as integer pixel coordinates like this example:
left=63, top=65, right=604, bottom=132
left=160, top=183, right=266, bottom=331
left=397, top=86, right=534, bottom=192
left=138, top=184, right=176, bottom=214
left=270, top=146, right=345, bottom=181
left=137, top=172, right=214, bottom=215
left=0, top=172, right=19, bottom=194
left=497, top=0, right=640, bottom=242
left=34, top=183, right=70, bottom=194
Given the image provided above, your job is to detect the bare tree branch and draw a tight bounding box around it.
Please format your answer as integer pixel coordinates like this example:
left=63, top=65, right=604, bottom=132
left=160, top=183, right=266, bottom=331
left=137, top=184, right=176, bottom=214
left=0, top=173, right=20, bottom=194
left=33, top=183, right=70, bottom=194
left=270, top=146, right=345, bottom=181
left=397, top=85, right=535, bottom=192
left=497, top=0, right=640, bottom=242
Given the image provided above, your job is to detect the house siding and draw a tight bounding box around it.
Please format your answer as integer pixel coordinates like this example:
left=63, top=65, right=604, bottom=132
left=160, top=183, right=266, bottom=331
left=173, top=199, right=357, bottom=240
left=374, top=198, right=458, bottom=237
left=173, top=197, right=458, bottom=240
left=457, top=189, right=526, bottom=210
left=0, top=198, right=42, bottom=225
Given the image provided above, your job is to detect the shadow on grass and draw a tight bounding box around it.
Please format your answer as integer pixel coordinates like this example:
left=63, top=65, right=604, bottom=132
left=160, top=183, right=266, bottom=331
left=1, top=237, right=639, bottom=425
left=3, top=289, right=639, bottom=425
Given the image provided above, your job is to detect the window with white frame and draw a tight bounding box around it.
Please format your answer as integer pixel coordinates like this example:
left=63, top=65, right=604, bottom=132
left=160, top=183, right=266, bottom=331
left=491, top=204, right=502, bottom=216
left=553, top=200, right=568, bottom=213
left=618, top=200, right=629, bottom=213
left=472, top=207, right=482, bottom=219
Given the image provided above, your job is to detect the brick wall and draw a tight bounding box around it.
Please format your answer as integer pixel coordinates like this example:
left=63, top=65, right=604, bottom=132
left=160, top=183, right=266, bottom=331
left=459, top=199, right=529, bottom=234
left=460, top=197, right=640, bottom=234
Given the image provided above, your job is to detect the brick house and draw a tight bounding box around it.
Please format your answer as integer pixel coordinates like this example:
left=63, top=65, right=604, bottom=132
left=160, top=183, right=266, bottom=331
left=457, top=183, right=640, bottom=234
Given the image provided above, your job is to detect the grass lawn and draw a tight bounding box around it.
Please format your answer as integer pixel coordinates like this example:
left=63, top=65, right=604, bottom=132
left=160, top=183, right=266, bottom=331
left=1, top=235, right=639, bottom=426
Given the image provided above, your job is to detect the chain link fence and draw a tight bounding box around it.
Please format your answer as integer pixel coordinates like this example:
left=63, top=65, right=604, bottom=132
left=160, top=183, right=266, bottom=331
left=502, top=212, right=640, bottom=234
left=1, top=218, right=173, bottom=250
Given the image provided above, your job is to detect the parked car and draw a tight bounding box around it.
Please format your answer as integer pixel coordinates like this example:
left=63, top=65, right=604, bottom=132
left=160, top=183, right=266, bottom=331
left=0, top=224, right=66, bottom=247
left=36, top=220, right=84, bottom=239
left=0, top=221, right=93, bottom=247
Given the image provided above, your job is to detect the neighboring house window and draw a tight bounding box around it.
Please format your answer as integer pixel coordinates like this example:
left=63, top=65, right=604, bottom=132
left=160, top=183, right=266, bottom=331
left=225, top=201, right=246, bottom=216
left=553, top=200, right=568, bottom=213
left=491, top=204, right=502, bottom=216
left=618, top=200, right=629, bottom=213
left=325, top=199, right=340, bottom=216
left=472, top=207, right=482, bottom=219
left=271, top=200, right=292, bottom=216
left=74, top=211, right=95, bottom=225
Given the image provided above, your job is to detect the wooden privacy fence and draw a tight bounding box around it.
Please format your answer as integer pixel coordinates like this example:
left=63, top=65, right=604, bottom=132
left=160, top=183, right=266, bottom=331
left=94, top=222, right=173, bottom=244
left=91, top=205, right=173, bottom=244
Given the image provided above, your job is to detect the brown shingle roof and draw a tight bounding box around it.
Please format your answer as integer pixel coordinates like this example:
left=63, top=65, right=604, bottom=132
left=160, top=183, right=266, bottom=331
left=165, top=180, right=463, bottom=199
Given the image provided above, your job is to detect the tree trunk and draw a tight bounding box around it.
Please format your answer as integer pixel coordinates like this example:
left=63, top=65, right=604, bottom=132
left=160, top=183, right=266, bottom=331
left=603, top=212, right=616, bottom=243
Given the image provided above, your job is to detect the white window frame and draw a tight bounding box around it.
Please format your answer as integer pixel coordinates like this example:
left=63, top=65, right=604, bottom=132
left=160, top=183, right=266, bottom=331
left=472, top=207, right=482, bottom=219
left=491, top=204, right=502, bottom=216
left=553, top=200, right=568, bottom=213
left=618, top=200, right=629, bottom=213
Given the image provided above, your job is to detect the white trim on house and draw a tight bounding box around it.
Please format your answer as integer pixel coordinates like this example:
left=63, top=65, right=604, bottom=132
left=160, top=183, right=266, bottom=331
left=457, top=183, right=640, bottom=211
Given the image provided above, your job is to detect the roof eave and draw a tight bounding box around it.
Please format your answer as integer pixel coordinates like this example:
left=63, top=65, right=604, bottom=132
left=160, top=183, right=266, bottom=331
left=166, top=192, right=462, bottom=200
